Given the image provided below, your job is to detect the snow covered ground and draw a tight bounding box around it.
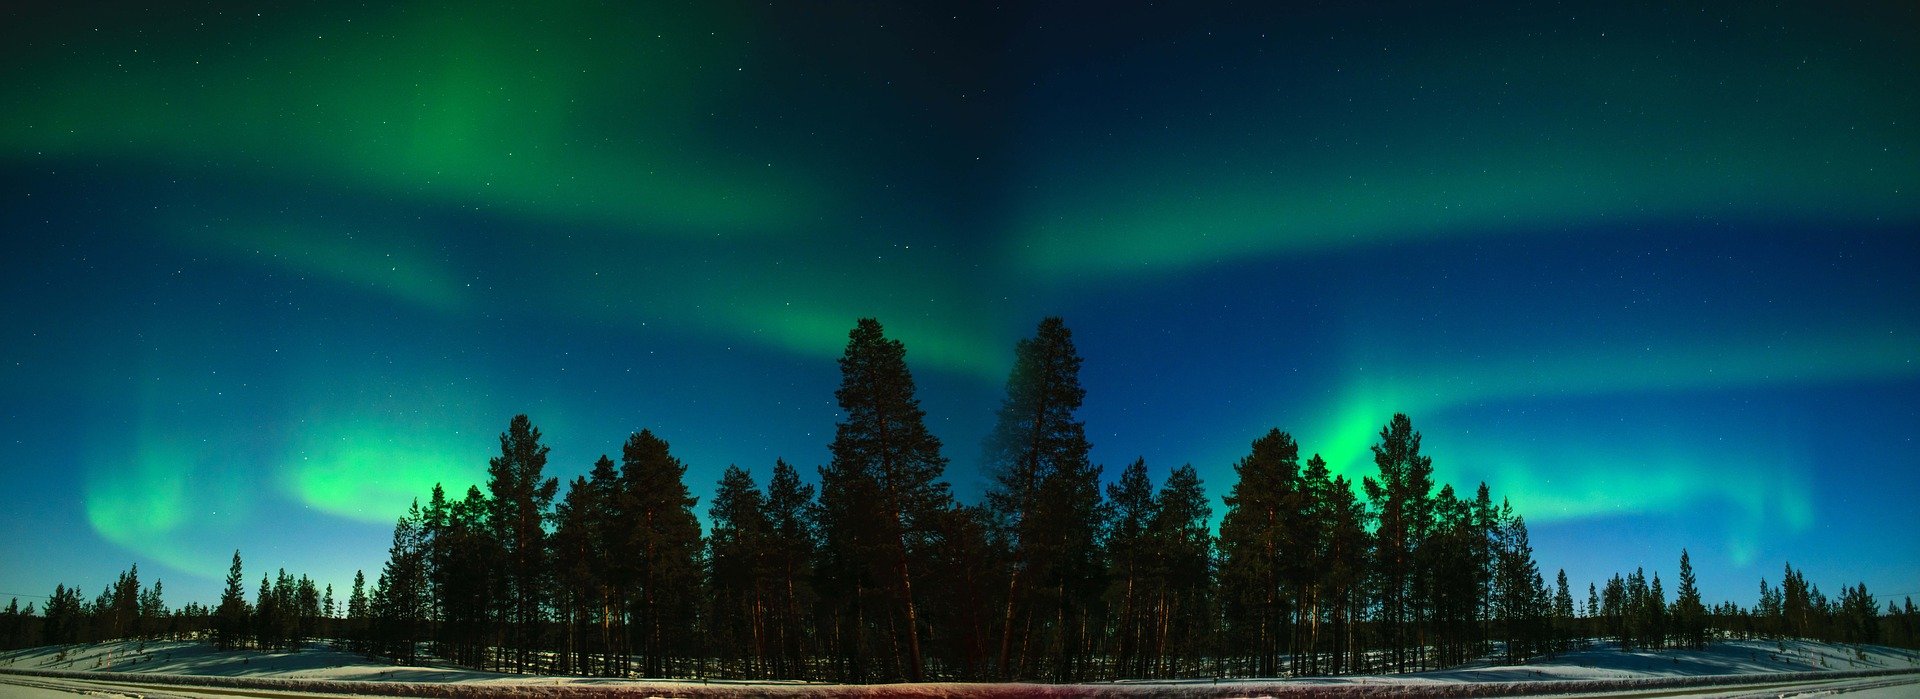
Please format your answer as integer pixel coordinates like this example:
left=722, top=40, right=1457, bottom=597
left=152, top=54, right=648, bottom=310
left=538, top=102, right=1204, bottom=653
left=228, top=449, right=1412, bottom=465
left=1, top=638, right=1916, bottom=697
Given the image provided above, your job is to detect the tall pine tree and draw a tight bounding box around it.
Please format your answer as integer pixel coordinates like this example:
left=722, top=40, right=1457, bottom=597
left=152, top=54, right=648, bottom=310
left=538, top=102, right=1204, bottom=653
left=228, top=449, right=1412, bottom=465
left=982, top=317, right=1101, bottom=681
left=484, top=414, right=559, bottom=671
left=618, top=429, right=704, bottom=677
left=818, top=318, right=953, bottom=682
left=1362, top=414, right=1434, bottom=672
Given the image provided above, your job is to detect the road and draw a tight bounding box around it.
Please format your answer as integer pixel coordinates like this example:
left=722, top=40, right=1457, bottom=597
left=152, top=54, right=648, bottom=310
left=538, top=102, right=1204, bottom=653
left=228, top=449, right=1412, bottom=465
left=4, top=673, right=1917, bottom=698
left=0, top=674, right=378, bottom=699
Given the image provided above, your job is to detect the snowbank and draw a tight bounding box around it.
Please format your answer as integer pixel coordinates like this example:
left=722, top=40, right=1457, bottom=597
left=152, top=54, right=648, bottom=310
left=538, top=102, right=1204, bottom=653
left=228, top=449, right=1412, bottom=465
left=2, top=638, right=1917, bottom=697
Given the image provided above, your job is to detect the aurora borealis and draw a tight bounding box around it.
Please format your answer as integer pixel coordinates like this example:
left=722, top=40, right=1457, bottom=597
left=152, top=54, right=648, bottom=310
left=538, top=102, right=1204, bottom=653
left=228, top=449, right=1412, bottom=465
left=2, top=1, right=1915, bottom=610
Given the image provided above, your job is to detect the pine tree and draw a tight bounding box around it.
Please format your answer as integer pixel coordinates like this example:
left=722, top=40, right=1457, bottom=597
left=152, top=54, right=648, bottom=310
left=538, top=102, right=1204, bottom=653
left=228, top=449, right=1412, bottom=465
left=1322, top=471, right=1371, bottom=675
left=215, top=550, right=250, bottom=650
left=142, top=580, right=168, bottom=640
left=1149, top=464, right=1215, bottom=678
left=1494, top=513, right=1543, bottom=662
left=922, top=502, right=998, bottom=679
left=552, top=467, right=604, bottom=675
left=617, top=429, right=704, bottom=677
left=1105, top=458, right=1157, bottom=678
left=764, top=459, right=818, bottom=679
left=1838, top=583, right=1879, bottom=644
left=982, top=317, right=1099, bottom=680
left=1362, top=414, right=1435, bottom=672
left=372, top=502, right=430, bottom=661
left=1218, top=428, right=1300, bottom=677
left=709, top=464, right=774, bottom=677
left=817, top=318, right=953, bottom=682
left=484, top=414, right=559, bottom=671
left=42, top=584, right=84, bottom=645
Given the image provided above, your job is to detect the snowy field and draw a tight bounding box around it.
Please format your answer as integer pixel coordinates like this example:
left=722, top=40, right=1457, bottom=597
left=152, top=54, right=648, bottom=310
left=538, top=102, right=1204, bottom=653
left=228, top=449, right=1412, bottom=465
left=1, top=638, right=1917, bottom=697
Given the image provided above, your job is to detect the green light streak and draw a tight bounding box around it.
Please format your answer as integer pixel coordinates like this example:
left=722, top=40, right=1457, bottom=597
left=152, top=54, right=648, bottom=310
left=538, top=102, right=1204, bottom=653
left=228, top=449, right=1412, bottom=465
left=283, top=424, right=485, bottom=523
left=1, top=3, right=817, bottom=233
left=1298, top=320, right=1918, bottom=479
left=85, top=414, right=252, bottom=579
left=1011, top=21, right=1918, bottom=276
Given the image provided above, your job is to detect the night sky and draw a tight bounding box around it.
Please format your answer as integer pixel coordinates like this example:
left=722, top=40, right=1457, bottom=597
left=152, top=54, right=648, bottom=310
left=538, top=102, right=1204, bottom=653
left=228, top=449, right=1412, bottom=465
left=3, top=2, right=1916, bottom=610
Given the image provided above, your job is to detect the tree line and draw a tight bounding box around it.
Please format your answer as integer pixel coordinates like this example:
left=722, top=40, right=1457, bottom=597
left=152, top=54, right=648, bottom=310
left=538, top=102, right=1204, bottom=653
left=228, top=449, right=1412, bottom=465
left=5, top=317, right=1916, bottom=681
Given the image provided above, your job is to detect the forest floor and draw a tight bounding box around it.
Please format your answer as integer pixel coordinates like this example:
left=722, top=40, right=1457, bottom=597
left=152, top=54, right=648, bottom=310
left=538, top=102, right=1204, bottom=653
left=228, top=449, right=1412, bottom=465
left=1, top=638, right=1917, bottom=697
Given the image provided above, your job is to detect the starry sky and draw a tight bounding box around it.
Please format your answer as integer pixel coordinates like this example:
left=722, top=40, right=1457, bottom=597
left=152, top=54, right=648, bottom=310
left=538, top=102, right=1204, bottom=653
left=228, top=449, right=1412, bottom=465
left=2, top=2, right=1916, bottom=610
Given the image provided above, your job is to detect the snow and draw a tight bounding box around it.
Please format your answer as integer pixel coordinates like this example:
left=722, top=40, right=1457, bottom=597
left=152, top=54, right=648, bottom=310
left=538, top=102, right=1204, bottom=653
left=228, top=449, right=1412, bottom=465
left=1, top=638, right=1917, bottom=697
left=1393, top=639, right=1920, bottom=683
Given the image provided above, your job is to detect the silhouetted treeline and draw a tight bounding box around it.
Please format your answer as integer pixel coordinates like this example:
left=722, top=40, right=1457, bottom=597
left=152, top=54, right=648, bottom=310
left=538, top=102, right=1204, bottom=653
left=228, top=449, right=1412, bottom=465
left=7, top=317, right=1917, bottom=680
left=2, top=557, right=332, bottom=652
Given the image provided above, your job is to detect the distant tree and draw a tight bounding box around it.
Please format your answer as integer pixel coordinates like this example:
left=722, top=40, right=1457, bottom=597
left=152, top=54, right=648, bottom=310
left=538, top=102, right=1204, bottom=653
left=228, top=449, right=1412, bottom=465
left=1647, top=572, right=1667, bottom=649
left=1554, top=569, right=1576, bottom=654
left=142, top=579, right=168, bottom=640
left=104, top=564, right=140, bottom=640
left=1321, top=468, right=1371, bottom=675
left=345, top=570, right=368, bottom=653
left=1781, top=563, right=1812, bottom=638
left=42, top=584, right=84, bottom=645
left=1587, top=582, right=1600, bottom=623
left=1, top=598, right=25, bottom=649
left=214, top=551, right=250, bottom=650
left=1673, top=549, right=1707, bottom=649
left=1901, top=597, right=1917, bottom=647
left=1423, top=484, right=1482, bottom=668
left=1838, top=583, right=1879, bottom=644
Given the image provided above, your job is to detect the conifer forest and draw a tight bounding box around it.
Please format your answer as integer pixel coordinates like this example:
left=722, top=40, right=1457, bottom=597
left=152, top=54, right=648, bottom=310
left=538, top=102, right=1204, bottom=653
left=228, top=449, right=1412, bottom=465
left=5, top=318, right=1913, bottom=683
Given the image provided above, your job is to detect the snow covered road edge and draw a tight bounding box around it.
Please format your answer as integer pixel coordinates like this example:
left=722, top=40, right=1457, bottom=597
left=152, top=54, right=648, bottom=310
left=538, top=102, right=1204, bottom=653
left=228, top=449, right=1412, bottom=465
left=3, top=666, right=1918, bottom=698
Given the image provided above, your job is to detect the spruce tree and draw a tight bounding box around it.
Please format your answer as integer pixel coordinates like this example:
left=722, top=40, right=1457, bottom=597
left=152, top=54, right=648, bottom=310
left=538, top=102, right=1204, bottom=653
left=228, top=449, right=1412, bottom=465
left=215, top=550, right=250, bottom=650
left=1553, top=570, right=1576, bottom=653
left=346, top=569, right=368, bottom=653
left=1675, top=549, right=1707, bottom=649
